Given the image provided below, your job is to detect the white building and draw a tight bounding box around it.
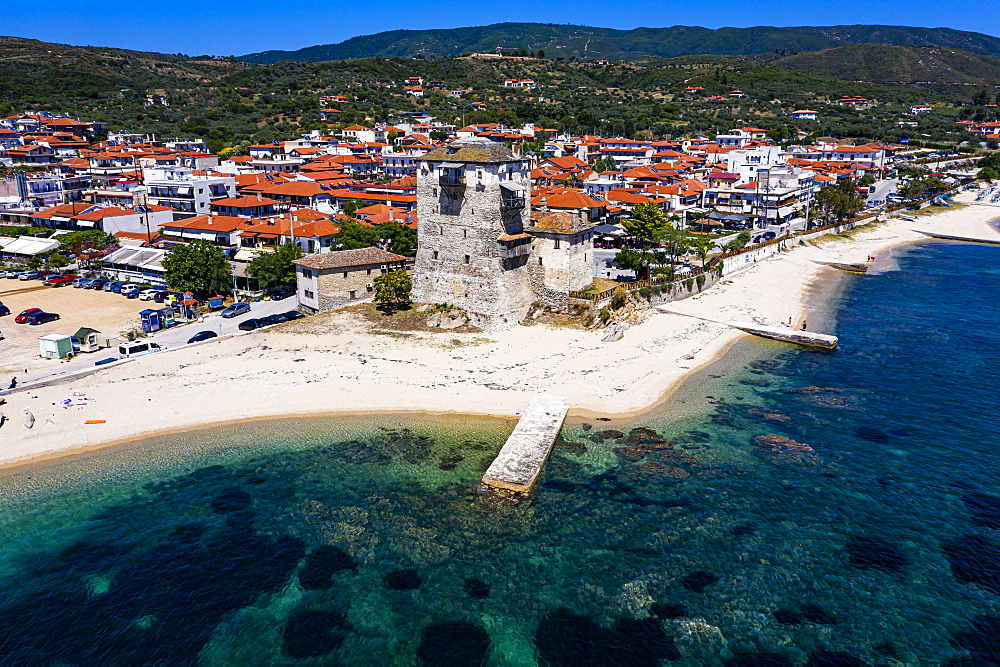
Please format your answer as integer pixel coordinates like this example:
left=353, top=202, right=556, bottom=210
left=143, top=167, right=236, bottom=217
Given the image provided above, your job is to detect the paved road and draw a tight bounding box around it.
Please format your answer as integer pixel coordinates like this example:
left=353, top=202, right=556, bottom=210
left=867, top=178, right=899, bottom=206
left=14, top=297, right=297, bottom=388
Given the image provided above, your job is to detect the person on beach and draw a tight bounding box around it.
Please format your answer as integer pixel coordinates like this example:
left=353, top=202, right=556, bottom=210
left=7, top=377, right=15, bottom=390
left=801, top=321, right=808, bottom=330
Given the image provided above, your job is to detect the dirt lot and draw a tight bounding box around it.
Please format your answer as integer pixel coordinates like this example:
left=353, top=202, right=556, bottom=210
left=0, top=280, right=143, bottom=376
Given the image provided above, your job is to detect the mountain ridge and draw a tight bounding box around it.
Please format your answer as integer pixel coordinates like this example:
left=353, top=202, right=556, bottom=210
left=239, top=22, right=1000, bottom=63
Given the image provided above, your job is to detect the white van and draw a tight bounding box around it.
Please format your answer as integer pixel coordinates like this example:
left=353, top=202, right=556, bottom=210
left=118, top=340, right=164, bottom=359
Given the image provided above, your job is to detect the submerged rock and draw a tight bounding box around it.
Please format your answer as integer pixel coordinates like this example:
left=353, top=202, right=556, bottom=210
left=944, top=534, right=1000, bottom=594
left=950, top=615, right=1000, bottom=664
left=298, top=545, right=357, bottom=590
left=855, top=426, right=892, bottom=443
left=438, top=454, right=464, bottom=470
left=675, top=618, right=730, bottom=662
left=588, top=429, right=625, bottom=443
left=417, top=622, right=490, bottom=666
left=682, top=570, right=720, bottom=593
left=210, top=488, right=253, bottom=514
left=384, top=568, right=423, bottom=590
left=962, top=492, right=1000, bottom=529
left=463, top=578, right=490, bottom=599
left=753, top=435, right=815, bottom=453
left=806, top=650, right=869, bottom=666
left=282, top=609, right=349, bottom=659
left=845, top=536, right=908, bottom=572
left=625, top=427, right=667, bottom=446
left=534, top=609, right=679, bottom=665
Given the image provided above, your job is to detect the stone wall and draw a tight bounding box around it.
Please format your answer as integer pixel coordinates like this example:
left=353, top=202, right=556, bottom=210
left=297, top=263, right=399, bottom=312
left=530, top=232, right=594, bottom=294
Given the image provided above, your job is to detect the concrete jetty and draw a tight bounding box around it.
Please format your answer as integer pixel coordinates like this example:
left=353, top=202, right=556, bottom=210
left=915, top=230, right=1000, bottom=246
left=730, top=322, right=838, bottom=350
left=482, top=395, right=568, bottom=495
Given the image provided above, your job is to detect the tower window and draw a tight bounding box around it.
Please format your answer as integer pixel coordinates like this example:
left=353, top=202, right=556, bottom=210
left=538, top=257, right=543, bottom=266
left=432, top=251, right=439, bottom=260
left=554, top=239, right=560, bottom=249
left=464, top=255, right=470, bottom=264
left=463, top=229, right=467, bottom=238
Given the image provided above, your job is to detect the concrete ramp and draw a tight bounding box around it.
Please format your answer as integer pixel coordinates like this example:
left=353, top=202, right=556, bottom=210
left=915, top=230, right=1000, bottom=246
left=482, top=395, right=568, bottom=495
left=730, top=322, right=838, bottom=350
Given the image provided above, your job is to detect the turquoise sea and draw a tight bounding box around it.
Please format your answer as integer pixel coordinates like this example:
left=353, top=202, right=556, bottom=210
left=1, top=240, right=999, bottom=665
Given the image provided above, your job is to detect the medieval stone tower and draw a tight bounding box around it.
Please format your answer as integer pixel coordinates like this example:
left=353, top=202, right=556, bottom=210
left=411, top=137, right=535, bottom=332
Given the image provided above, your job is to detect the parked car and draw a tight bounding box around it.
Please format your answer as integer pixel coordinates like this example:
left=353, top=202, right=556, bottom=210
left=18, top=271, right=42, bottom=281
left=103, top=281, right=121, bottom=292
left=0, top=270, right=18, bottom=278
left=268, top=285, right=295, bottom=300
left=85, top=279, right=107, bottom=290
left=238, top=318, right=264, bottom=331
left=259, top=314, right=288, bottom=326
left=72, top=277, right=90, bottom=288
left=15, top=308, right=43, bottom=323
left=0, top=302, right=10, bottom=316
left=151, top=291, right=170, bottom=303
left=25, top=311, right=60, bottom=325
left=118, top=340, right=164, bottom=359
left=221, top=303, right=251, bottom=318
left=762, top=231, right=777, bottom=241
left=122, top=285, right=143, bottom=298
left=44, top=275, right=75, bottom=287
left=281, top=311, right=305, bottom=320
left=137, top=288, right=159, bottom=300
left=187, top=330, right=219, bottom=344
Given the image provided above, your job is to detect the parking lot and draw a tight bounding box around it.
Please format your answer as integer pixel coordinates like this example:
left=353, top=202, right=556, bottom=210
left=0, top=280, right=144, bottom=377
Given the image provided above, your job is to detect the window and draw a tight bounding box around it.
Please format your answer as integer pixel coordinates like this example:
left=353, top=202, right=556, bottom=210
left=349, top=290, right=356, bottom=299
left=554, top=239, right=560, bottom=249
left=432, top=251, right=439, bottom=260
left=343, top=271, right=348, bottom=278
left=304, top=289, right=314, bottom=299
left=464, top=255, right=470, bottom=264
left=538, top=257, right=543, bottom=266
left=367, top=268, right=372, bottom=275
left=367, top=284, right=373, bottom=292
left=463, top=229, right=467, bottom=238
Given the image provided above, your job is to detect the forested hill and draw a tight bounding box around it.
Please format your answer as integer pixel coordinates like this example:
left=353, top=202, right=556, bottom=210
left=240, top=23, right=1000, bottom=63
left=765, top=44, right=1000, bottom=96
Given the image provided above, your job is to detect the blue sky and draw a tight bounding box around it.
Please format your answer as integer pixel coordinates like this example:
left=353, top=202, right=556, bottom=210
left=4, top=0, right=998, bottom=56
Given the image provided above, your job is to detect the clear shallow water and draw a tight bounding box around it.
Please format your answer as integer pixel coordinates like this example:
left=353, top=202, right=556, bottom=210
left=1, top=241, right=999, bottom=665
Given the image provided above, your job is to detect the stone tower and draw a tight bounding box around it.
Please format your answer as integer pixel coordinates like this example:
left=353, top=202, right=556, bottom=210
left=411, top=137, right=534, bottom=332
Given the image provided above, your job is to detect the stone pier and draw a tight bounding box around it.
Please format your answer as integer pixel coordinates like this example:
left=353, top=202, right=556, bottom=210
left=730, top=322, right=838, bottom=350
left=482, top=395, right=569, bottom=495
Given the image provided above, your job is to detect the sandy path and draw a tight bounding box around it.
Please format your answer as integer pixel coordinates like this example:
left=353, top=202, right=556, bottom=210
left=1, top=195, right=997, bottom=469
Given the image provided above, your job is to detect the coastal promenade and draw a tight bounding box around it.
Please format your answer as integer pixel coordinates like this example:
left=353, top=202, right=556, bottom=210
left=1, top=193, right=998, bottom=470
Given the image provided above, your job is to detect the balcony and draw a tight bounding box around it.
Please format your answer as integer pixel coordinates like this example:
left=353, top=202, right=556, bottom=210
left=439, top=174, right=466, bottom=187
left=500, top=195, right=525, bottom=209
left=498, top=232, right=532, bottom=259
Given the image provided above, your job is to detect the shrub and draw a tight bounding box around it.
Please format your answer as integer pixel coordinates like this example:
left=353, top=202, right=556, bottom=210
left=695, top=274, right=706, bottom=289
left=598, top=307, right=610, bottom=321
left=610, top=286, right=627, bottom=309
left=684, top=278, right=695, bottom=291
left=639, top=287, right=651, bottom=298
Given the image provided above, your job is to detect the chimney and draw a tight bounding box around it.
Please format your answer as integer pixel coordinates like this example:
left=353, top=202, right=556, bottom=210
left=257, top=193, right=262, bottom=202
left=389, top=208, right=394, bottom=221
left=540, top=197, right=548, bottom=212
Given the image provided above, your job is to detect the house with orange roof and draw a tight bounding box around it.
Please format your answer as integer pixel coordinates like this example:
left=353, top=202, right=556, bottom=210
left=210, top=195, right=279, bottom=218
left=160, top=214, right=250, bottom=246
left=69, top=205, right=174, bottom=236
left=531, top=189, right=608, bottom=222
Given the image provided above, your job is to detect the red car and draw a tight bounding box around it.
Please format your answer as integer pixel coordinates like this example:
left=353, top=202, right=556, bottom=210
left=15, top=308, right=42, bottom=323
left=44, top=275, right=75, bottom=287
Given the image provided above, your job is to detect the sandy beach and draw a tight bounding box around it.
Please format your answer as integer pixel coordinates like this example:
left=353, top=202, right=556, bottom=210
left=2, top=194, right=999, bottom=469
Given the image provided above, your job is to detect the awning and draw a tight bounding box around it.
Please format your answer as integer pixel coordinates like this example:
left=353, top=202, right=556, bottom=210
left=501, top=181, right=526, bottom=192
left=593, top=223, right=623, bottom=235
left=439, top=162, right=463, bottom=169
left=497, top=232, right=532, bottom=242
left=75, top=220, right=97, bottom=228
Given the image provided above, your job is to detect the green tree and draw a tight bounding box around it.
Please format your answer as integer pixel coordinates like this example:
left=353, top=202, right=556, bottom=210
left=859, top=173, right=875, bottom=186
left=617, top=201, right=673, bottom=279
left=372, top=270, right=412, bottom=310
left=246, top=243, right=303, bottom=290
left=163, top=240, right=233, bottom=298
left=331, top=221, right=417, bottom=257
left=342, top=200, right=361, bottom=217
left=689, top=237, right=717, bottom=266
